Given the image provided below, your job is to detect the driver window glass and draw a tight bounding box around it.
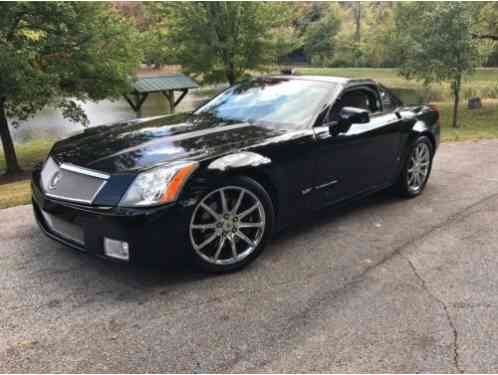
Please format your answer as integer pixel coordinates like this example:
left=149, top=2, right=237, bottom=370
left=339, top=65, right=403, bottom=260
left=379, top=85, right=402, bottom=112
left=330, top=88, right=379, bottom=121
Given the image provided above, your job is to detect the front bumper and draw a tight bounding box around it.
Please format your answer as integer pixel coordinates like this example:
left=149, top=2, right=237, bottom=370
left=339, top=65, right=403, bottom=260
left=32, top=171, right=193, bottom=263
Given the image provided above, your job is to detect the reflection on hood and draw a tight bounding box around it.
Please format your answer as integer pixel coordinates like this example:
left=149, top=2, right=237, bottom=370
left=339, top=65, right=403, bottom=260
left=50, top=112, right=285, bottom=173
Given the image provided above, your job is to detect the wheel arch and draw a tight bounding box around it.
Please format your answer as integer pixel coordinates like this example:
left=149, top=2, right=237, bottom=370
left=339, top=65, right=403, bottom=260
left=395, top=125, right=436, bottom=184
left=225, top=168, right=280, bottom=218
left=406, top=129, right=436, bottom=152
left=406, top=118, right=437, bottom=150
left=206, top=151, right=279, bottom=215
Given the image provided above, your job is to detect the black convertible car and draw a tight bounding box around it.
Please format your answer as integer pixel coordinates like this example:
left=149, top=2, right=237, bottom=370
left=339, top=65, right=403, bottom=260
left=32, top=75, right=440, bottom=272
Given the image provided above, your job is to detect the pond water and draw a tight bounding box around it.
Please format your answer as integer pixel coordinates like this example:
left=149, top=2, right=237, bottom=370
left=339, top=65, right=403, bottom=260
left=390, top=88, right=424, bottom=106
left=10, top=90, right=210, bottom=144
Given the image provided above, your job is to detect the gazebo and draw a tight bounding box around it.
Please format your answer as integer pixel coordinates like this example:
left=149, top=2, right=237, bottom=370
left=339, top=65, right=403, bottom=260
left=123, top=74, right=199, bottom=113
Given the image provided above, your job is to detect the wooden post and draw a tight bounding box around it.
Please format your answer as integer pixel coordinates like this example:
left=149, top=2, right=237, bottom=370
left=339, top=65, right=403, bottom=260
left=123, top=94, right=138, bottom=112
left=136, top=93, right=148, bottom=117
left=123, top=92, right=148, bottom=117
left=162, top=91, right=175, bottom=113
left=174, top=89, right=189, bottom=108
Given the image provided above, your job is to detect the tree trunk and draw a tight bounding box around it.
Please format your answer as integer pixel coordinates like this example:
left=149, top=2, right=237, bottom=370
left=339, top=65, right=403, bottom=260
left=451, top=76, right=461, bottom=129
left=0, top=99, right=22, bottom=175
left=167, top=91, right=175, bottom=113
left=354, top=3, right=361, bottom=42
left=226, top=68, right=236, bottom=86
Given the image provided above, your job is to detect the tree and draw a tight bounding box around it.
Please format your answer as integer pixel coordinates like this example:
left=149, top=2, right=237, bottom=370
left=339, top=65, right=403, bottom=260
left=473, top=2, right=498, bottom=41
left=269, top=26, right=302, bottom=68
left=302, top=4, right=341, bottom=66
left=294, top=2, right=330, bottom=34
left=0, top=3, right=142, bottom=175
left=140, top=24, right=176, bottom=70
left=471, top=2, right=498, bottom=66
left=160, top=2, right=286, bottom=85
left=363, top=3, right=398, bottom=67
left=393, top=3, right=481, bottom=128
left=352, top=2, right=362, bottom=43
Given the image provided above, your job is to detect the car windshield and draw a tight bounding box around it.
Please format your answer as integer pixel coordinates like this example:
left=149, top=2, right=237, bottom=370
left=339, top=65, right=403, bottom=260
left=194, top=78, right=337, bottom=129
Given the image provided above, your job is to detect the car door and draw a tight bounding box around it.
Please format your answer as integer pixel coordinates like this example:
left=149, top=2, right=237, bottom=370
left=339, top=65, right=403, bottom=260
left=311, top=85, right=402, bottom=208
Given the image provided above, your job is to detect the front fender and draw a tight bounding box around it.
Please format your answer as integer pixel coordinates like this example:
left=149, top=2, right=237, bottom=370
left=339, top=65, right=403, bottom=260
left=207, top=151, right=272, bottom=172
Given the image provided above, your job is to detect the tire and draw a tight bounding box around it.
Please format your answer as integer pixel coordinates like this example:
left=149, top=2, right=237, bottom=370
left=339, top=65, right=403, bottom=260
left=397, top=136, right=434, bottom=198
left=188, top=176, right=275, bottom=273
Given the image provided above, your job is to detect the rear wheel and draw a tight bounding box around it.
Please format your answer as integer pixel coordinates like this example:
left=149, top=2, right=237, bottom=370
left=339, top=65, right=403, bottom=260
left=188, top=176, right=274, bottom=273
left=398, top=136, right=434, bottom=197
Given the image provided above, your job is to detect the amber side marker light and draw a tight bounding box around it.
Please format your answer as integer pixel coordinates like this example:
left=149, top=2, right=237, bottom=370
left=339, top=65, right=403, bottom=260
left=159, top=163, right=197, bottom=204
left=429, top=104, right=441, bottom=126
left=429, top=104, right=439, bottom=115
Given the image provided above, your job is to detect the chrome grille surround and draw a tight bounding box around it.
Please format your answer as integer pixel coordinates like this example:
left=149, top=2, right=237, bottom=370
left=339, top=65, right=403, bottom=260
left=40, top=157, right=110, bottom=204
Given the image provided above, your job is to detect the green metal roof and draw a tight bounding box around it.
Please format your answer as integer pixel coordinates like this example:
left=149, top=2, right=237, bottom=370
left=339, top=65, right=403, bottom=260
left=133, top=74, right=199, bottom=93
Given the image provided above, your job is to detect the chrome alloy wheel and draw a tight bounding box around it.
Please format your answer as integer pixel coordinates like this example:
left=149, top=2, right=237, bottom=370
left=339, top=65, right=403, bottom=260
left=407, top=142, right=431, bottom=192
left=189, top=186, right=266, bottom=266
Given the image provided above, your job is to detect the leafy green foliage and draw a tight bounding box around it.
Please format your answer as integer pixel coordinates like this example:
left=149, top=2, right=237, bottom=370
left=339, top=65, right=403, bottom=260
left=289, top=3, right=399, bottom=68
left=394, top=3, right=481, bottom=85
left=362, top=4, right=398, bottom=67
left=158, top=2, right=286, bottom=85
left=0, top=2, right=142, bottom=174
left=139, top=3, right=177, bottom=68
left=472, top=2, right=498, bottom=66
left=393, top=2, right=482, bottom=127
left=302, top=4, right=341, bottom=66
left=475, top=2, right=498, bottom=38
left=269, top=26, right=303, bottom=67
left=0, top=2, right=142, bottom=123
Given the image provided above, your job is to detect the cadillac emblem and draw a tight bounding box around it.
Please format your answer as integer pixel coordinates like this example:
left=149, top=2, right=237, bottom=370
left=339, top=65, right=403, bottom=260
left=49, top=171, right=62, bottom=190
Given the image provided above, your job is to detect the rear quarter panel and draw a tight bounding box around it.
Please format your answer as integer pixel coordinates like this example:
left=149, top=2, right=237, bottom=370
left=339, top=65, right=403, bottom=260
left=397, top=105, right=440, bottom=170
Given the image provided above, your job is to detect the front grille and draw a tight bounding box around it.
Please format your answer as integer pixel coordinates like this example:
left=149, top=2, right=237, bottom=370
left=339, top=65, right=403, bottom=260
left=41, top=210, right=85, bottom=246
left=41, top=157, right=109, bottom=204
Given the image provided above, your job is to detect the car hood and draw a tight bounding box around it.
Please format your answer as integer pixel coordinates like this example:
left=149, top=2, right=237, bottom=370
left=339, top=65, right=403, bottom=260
left=50, top=113, right=284, bottom=174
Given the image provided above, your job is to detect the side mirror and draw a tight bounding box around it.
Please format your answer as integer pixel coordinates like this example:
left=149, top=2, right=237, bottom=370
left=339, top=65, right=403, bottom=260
left=338, top=106, right=370, bottom=125
left=326, top=107, right=370, bottom=136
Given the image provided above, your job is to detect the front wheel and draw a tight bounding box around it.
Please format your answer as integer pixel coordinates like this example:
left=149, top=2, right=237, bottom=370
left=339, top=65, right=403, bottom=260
left=397, top=136, right=434, bottom=198
left=188, top=176, right=274, bottom=273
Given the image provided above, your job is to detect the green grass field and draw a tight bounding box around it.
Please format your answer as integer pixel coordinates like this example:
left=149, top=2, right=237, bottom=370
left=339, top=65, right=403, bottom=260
left=296, top=67, right=498, bottom=102
left=0, top=139, right=54, bottom=209
left=437, top=100, right=498, bottom=142
left=0, top=179, right=33, bottom=209
left=1, top=67, right=498, bottom=209
left=0, top=139, right=54, bottom=172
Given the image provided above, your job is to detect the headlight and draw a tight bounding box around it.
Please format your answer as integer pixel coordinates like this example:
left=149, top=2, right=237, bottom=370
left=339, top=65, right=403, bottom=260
left=119, top=162, right=197, bottom=207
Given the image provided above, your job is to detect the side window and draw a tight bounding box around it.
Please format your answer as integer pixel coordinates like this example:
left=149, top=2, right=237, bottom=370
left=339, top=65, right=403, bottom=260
left=314, top=107, right=330, bottom=127
left=329, top=88, right=380, bottom=121
left=379, top=85, right=402, bottom=112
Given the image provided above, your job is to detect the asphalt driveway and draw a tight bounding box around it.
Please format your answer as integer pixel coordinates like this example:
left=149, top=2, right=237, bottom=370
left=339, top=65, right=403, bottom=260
left=2, top=139, right=498, bottom=372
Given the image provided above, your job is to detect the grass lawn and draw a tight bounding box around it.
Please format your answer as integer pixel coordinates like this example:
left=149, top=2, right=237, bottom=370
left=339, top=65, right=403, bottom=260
left=0, top=179, right=33, bottom=209
left=0, top=139, right=54, bottom=172
left=296, top=67, right=498, bottom=101
left=438, top=100, right=498, bottom=142
left=0, top=139, right=53, bottom=209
